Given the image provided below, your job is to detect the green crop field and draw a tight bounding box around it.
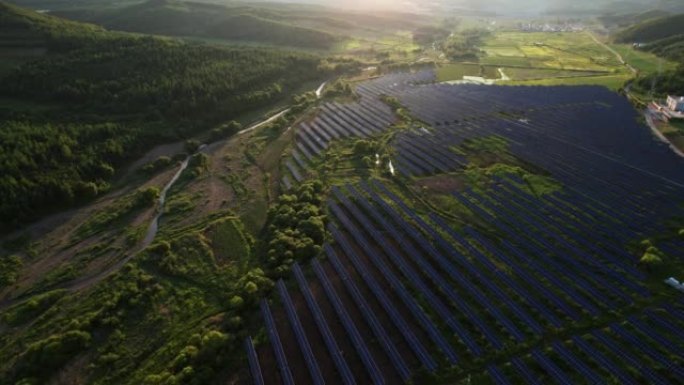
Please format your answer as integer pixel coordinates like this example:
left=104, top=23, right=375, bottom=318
left=436, top=63, right=488, bottom=81
left=482, top=32, right=623, bottom=72
left=438, top=31, right=665, bottom=89
left=610, top=43, right=678, bottom=74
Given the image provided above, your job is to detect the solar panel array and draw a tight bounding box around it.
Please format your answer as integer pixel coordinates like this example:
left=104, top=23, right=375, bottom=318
left=281, top=71, right=435, bottom=188
left=249, top=72, right=684, bottom=384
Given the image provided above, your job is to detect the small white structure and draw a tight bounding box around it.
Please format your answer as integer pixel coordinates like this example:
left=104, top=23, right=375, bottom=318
left=388, top=160, right=395, bottom=176
left=665, top=277, right=684, bottom=292
left=667, top=96, right=684, bottom=112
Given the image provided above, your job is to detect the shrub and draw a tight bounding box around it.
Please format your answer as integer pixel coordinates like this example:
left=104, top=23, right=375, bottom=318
left=134, top=187, right=161, bottom=208
left=228, top=295, right=244, bottom=309
left=640, top=252, right=663, bottom=266
left=17, top=330, right=91, bottom=380
left=0, top=254, right=22, bottom=289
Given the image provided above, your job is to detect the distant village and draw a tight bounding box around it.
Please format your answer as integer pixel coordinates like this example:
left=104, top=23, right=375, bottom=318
left=518, top=22, right=585, bottom=32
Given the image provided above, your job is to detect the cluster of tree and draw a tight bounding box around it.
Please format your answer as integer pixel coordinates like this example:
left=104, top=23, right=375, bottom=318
left=641, top=34, right=684, bottom=61
left=323, top=79, right=354, bottom=99
left=141, top=155, right=175, bottom=176
left=442, top=28, right=490, bottom=61
left=11, top=330, right=92, bottom=384
left=412, top=26, right=451, bottom=46
left=633, top=64, right=684, bottom=95
left=3, top=38, right=325, bottom=121
left=209, top=120, right=242, bottom=142
left=263, top=180, right=326, bottom=276
left=638, top=240, right=665, bottom=270
left=72, top=187, right=159, bottom=240
left=0, top=254, right=22, bottom=290
left=0, top=3, right=349, bottom=232
left=378, top=61, right=436, bottom=75
left=0, top=120, right=125, bottom=231
left=353, top=139, right=390, bottom=170
left=143, top=330, right=235, bottom=385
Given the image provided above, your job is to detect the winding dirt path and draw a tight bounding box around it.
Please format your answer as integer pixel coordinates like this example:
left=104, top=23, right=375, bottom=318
left=586, top=31, right=637, bottom=75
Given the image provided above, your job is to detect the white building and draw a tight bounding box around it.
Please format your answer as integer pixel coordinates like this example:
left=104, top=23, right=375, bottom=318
left=667, top=95, right=684, bottom=112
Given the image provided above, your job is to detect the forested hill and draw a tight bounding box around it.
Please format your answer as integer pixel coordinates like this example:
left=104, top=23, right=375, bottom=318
left=0, top=1, right=348, bottom=233
left=614, top=13, right=684, bottom=44
left=51, top=0, right=341, bottom=49
left=0, top=0, right=109, bottom=51
left=613, top=13, right=684, bottom=62
left=612, top=12, right=684, bottom=95
left=598, top=9, right=670, bottom=29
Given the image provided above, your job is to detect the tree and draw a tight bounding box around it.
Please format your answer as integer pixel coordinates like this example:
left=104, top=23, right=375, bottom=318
left=228, top=295, right=244, bottom=309
left=185, top=140, right=201, bottom=154
left=639, top=252, right=663, bottom=268
left=135, top=187, right=161, bottom=208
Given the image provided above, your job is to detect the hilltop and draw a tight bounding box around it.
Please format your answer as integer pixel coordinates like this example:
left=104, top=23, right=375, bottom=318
left=50, top=0, right=341, bottom=49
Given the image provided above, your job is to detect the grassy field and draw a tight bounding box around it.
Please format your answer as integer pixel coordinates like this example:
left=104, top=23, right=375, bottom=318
left=610, top=43, right=678, bottom=74
left=438, top=32, right=631, bottom=88
left=436, top=63, right=497, bottom=81
left=436, top=31, right=659, bottom=89
left=437, top=31, right=676, bottom=90
left=482, top=32, right=623, bottom=72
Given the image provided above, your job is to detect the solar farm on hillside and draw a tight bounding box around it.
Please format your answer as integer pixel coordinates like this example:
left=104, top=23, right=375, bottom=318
left=245, top=71, right=684, bottom=385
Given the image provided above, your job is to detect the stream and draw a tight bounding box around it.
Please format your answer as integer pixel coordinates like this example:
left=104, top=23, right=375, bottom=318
left=140, top=144, right=206, bottom=248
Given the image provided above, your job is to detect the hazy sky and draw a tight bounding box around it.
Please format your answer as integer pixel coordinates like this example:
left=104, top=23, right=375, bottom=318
left=277, top=0, right=683, bottom=15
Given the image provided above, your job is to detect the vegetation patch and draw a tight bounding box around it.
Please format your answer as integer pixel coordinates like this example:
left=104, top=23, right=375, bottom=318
left=262, top=180, right=326, bottom=277
left=73, top=187, right=159, bottom=241
left=204, top=218, right=252, bottom=267
left=0, top=254, right=22, bottom=290
left=2, top=289, right=66, bottom=327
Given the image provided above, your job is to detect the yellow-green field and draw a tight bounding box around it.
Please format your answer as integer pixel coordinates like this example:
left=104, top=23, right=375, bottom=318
left=482, top=32, right=623, bottom=72
left=436, top=31, right=668, bottom=89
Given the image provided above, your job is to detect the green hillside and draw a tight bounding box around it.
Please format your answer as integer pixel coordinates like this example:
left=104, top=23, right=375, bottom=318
left=0, top=1, right=343, bottom=232
left=612, top=12, right=684, bottom=95
left=598, top=9, right=671, bottom=29
left=615, top=13, right=684, bottom=43
left=52, top=0, right=341, bottom=49
left=0, top=0, right=104, bottom=72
